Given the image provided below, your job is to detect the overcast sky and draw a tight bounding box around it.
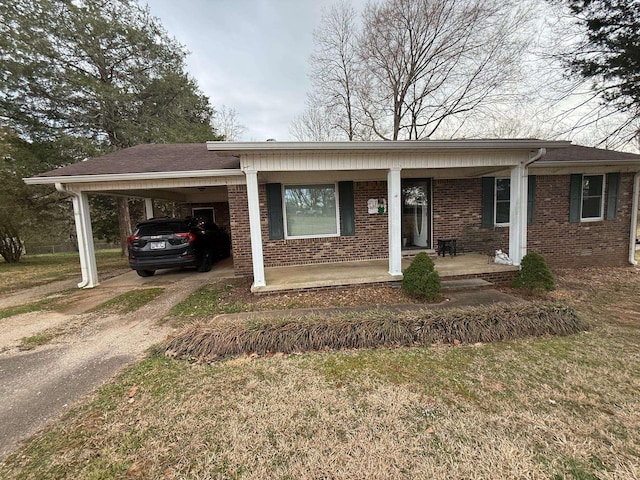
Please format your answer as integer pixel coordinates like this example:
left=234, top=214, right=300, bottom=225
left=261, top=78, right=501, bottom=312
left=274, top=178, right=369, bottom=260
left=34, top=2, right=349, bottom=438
left=146, top=0, right=357, bottom=141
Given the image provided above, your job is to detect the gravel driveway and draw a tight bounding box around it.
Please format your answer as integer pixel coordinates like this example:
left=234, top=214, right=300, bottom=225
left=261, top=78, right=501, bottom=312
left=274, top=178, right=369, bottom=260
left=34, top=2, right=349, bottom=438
left=0, top=261, right=234, bottom=459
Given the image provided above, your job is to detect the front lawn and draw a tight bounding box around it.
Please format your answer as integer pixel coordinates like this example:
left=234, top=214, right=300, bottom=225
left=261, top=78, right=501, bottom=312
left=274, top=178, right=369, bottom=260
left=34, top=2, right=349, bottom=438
left=1, top=267, right=639, bottom=479
left=0, top=250, right=128, bottom=294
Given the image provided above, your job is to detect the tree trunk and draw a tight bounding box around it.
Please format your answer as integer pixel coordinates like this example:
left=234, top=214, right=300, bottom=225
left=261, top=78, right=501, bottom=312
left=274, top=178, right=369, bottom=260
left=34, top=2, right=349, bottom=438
left=117, top=197, right=133, bottom=256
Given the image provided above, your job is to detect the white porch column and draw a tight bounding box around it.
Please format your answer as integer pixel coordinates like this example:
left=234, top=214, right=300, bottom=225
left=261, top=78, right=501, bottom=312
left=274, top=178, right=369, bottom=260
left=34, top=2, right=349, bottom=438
left=508, top=163, right=528, bottom=266
left=387, top=167, right=403, bottom=276
left=245, top=169, right=266, bottom=288
left=144, top=198, right=154, bottom=219
left=71, top=191, right=99, bottom=288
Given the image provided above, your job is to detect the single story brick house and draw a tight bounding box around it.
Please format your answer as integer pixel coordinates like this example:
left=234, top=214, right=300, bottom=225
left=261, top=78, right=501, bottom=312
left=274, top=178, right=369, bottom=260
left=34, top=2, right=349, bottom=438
left=24, top=140, right=640, bottom=291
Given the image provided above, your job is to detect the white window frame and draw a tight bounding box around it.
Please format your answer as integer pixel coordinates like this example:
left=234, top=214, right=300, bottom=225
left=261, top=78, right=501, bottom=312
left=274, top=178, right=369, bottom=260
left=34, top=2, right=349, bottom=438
left=494, top=177, right=510, bottom=227
left=282, top=183, right=341, bottom=239
left=580, top=174, right=605, bottom=222
left=192, top=207, right=215, bottom=223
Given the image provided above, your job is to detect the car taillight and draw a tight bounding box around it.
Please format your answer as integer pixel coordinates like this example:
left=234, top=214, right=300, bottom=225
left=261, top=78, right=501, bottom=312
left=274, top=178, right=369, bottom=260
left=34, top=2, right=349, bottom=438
left=127, top=235, right=139, bottom=246
left=176, top=232, right=196, bottom=243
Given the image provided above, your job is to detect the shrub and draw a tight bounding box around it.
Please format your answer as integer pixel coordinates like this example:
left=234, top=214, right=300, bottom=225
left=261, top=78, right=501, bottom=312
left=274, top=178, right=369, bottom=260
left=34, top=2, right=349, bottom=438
left=164, top=303, right=585, bottom=360
left=402, top=252, right=441, bottom=301
left=512, top=252, right=555, bottom=292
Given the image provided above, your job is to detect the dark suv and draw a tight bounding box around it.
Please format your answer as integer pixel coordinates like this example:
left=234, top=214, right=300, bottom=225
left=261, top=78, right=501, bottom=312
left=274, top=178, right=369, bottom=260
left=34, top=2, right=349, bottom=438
left=127, top=217, right=231, bottom=277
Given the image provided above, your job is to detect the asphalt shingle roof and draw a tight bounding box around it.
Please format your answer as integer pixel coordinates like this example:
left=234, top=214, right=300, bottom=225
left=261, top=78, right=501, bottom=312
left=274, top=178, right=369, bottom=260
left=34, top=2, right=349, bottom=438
left=31, top=142, right=640, bottom=179
left=35, top=143, right=240, bottom=178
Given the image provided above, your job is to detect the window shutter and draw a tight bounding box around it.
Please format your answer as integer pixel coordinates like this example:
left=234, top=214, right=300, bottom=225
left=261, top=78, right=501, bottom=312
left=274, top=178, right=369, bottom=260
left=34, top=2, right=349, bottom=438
left=606, top=172, right=620, bottom=220
left=338, top=181, right=355, bottom=236
left=527, top=175, right=536, bottom=226
left=266, top=183, right=284, bottom=240
left=481, top=177, right=495, bottom=227
left=569, top=174, right=582, bottom=223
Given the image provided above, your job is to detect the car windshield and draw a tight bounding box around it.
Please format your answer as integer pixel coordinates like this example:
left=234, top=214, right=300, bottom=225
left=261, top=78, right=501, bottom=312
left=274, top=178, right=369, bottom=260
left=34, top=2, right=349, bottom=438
left=135, top=222, right=189, bottom=236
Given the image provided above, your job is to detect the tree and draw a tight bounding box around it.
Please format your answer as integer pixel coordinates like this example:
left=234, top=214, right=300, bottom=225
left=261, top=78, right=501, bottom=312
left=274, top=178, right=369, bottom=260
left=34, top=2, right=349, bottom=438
left=0, top=128, right=76, bottom=262
left=560, top=0, right=640, bottom=145
left=295, top=0, right=528, bottom=141
left=0, top=0, right=222, bottom=255
left=212, top=105, right=246, bottom=141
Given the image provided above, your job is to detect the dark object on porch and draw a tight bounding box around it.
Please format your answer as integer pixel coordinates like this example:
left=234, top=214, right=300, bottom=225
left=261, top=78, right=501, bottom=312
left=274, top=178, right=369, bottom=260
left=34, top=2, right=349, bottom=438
left=402, top=252, right=441, bottom=301
left=512, top=252, right=556, bottom=292
left=437, top=238, right=457, bottom=257
left=164, top=303, right=584, bottom=359
left=457, top=225, right=503, bottom=263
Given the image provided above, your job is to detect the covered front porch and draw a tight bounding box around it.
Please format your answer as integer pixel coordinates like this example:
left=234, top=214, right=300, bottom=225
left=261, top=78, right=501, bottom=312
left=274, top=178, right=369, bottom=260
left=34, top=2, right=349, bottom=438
left=254, top=253, right=518, bottom=293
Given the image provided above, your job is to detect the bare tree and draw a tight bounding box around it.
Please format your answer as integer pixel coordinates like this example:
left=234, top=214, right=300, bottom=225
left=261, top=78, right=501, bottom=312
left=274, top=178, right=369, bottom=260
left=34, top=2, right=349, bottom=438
left=296, top=0, right=530, bottom=141
left=290, top=100, right=338, bottom=141
left=301, top=1, right=364, bottom=140
left=358, top=0, right=528, bottom=140
left=212, top=105, right=246, bottom=141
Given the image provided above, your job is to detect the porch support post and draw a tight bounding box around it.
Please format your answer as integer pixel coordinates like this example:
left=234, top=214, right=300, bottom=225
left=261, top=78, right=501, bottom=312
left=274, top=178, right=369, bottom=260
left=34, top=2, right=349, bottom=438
left=71, top=191, right=99, bottom=288
left=144, top=198, right=154, bottom=219
left=245, top=169, right=266, bottom=288
left=508, top=163, right=528, bottom=266
left=388, top=167, right=403, bottom=276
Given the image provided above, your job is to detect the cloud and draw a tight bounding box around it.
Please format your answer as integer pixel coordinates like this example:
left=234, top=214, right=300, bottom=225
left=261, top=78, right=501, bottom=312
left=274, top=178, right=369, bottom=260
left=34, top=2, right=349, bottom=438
left=146, top=0, right=336, bottom=141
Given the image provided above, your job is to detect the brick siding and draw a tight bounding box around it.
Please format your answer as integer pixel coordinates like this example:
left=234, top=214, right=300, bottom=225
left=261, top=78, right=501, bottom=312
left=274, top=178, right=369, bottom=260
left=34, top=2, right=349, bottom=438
left=528, top=173, right=633, bottom=267
left=433, top=174, right=634, bottom=268
left=229, top=173, right=635, bottom=277
left=229, top=181, right=389, bottom=276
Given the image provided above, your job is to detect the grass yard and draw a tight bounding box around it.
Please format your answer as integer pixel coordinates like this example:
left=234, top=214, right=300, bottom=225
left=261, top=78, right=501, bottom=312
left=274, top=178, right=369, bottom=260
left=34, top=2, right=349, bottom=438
left=0, top=250, right=129, bottom=295
left=1, top=267, right=639, bottom=478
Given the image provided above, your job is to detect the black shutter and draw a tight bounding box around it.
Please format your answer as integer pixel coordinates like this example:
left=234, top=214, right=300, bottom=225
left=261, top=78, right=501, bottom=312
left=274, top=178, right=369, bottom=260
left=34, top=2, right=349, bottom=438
left=481, top=177, right=495, bottom=228
left=569, top=174, right=583, bottom=223
left=527, top=175, right=536, bottom=226
left=606, top=172, right=620, bottom=220
left=338, top=181, right=355, bottom=236
left=266, top=183, right=284, bottom=240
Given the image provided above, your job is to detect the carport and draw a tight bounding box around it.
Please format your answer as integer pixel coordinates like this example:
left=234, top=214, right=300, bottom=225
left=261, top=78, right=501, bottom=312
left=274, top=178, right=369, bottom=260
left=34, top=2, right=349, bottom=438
left=24, top=143, right=244, bottom=288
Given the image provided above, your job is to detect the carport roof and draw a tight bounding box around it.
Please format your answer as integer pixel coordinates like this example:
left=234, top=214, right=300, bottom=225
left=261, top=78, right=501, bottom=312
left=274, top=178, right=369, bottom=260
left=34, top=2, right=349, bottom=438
left=32, top=143, right=240, bottom=178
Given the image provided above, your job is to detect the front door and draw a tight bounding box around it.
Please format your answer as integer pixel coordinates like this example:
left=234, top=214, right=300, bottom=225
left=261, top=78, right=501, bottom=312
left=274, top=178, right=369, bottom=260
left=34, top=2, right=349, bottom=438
left=402, top=179, right=432, bottom=249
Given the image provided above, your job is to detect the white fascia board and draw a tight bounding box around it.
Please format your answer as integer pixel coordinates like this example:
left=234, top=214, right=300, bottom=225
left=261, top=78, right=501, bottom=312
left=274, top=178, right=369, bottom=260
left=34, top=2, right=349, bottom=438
left=206, top=139, right=572, bottom=154
left=23, top=169, right=244, bottom=185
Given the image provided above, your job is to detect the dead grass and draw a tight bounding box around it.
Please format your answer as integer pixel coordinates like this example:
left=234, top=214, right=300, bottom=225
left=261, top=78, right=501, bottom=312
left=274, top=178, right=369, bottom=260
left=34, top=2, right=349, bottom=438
left=90, top=288, right=165, bottom=315
left=1, top=266, right=639, bottom=479
left=18, top=330, right=59, bottom=350
left=168, top=278, right=423, bottom=326
left=0, top=250, right=129, bottom=294
left=165, top=303, right=584, bottom=360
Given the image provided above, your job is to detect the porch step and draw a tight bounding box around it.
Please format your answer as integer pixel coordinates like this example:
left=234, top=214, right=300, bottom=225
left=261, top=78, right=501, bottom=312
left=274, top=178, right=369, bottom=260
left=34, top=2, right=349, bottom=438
left=440, top=278, right=493, bottom=291
left=402, top=249, right=437, bottom=260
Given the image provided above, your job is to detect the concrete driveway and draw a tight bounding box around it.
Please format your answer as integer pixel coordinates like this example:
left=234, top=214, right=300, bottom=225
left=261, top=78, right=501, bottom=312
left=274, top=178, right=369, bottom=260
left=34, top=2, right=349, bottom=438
left=0, top=259, right=235, bottom=459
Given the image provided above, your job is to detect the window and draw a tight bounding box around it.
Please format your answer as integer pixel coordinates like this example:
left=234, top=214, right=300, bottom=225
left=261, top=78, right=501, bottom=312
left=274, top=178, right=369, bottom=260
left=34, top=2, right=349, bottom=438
left=495, top=178, right=510, bottom=225
left=581, top=174, right=604, bottom=220
left=283, top=184, right=339, bottom=238
left=192, top=207, right=215, bottom=224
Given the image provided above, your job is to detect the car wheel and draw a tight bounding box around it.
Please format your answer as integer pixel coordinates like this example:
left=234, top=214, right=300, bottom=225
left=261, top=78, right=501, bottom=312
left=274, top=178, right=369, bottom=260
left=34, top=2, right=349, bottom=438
left=197, top=250, right=213, bottom=272
left=136, top=270, right=155, bottom=277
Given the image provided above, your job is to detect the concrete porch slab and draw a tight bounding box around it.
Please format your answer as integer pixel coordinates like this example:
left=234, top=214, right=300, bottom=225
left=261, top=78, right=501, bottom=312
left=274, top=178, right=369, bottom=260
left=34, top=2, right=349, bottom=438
left=253, top=254, right=517, bottom=293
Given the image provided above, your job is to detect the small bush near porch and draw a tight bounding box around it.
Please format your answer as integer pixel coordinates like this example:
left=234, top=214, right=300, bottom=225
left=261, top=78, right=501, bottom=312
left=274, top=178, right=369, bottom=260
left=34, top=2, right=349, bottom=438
left=402, top=252, right=442, bottom=301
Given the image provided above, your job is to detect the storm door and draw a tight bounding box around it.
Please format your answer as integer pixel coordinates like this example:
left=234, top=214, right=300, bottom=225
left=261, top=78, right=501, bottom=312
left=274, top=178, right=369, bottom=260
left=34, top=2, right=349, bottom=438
left=401, top=179, right=432, bottom=249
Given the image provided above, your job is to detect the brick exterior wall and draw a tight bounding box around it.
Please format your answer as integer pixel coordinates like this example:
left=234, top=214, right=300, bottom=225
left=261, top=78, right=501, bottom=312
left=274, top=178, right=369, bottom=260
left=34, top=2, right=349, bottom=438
left=228, top=181, right=390, bottom=276
left=528, top=173, right=633, bottom=267
left=229, top=173, right=635, bottom=277
left=432, top=174, right=634, bottom=268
